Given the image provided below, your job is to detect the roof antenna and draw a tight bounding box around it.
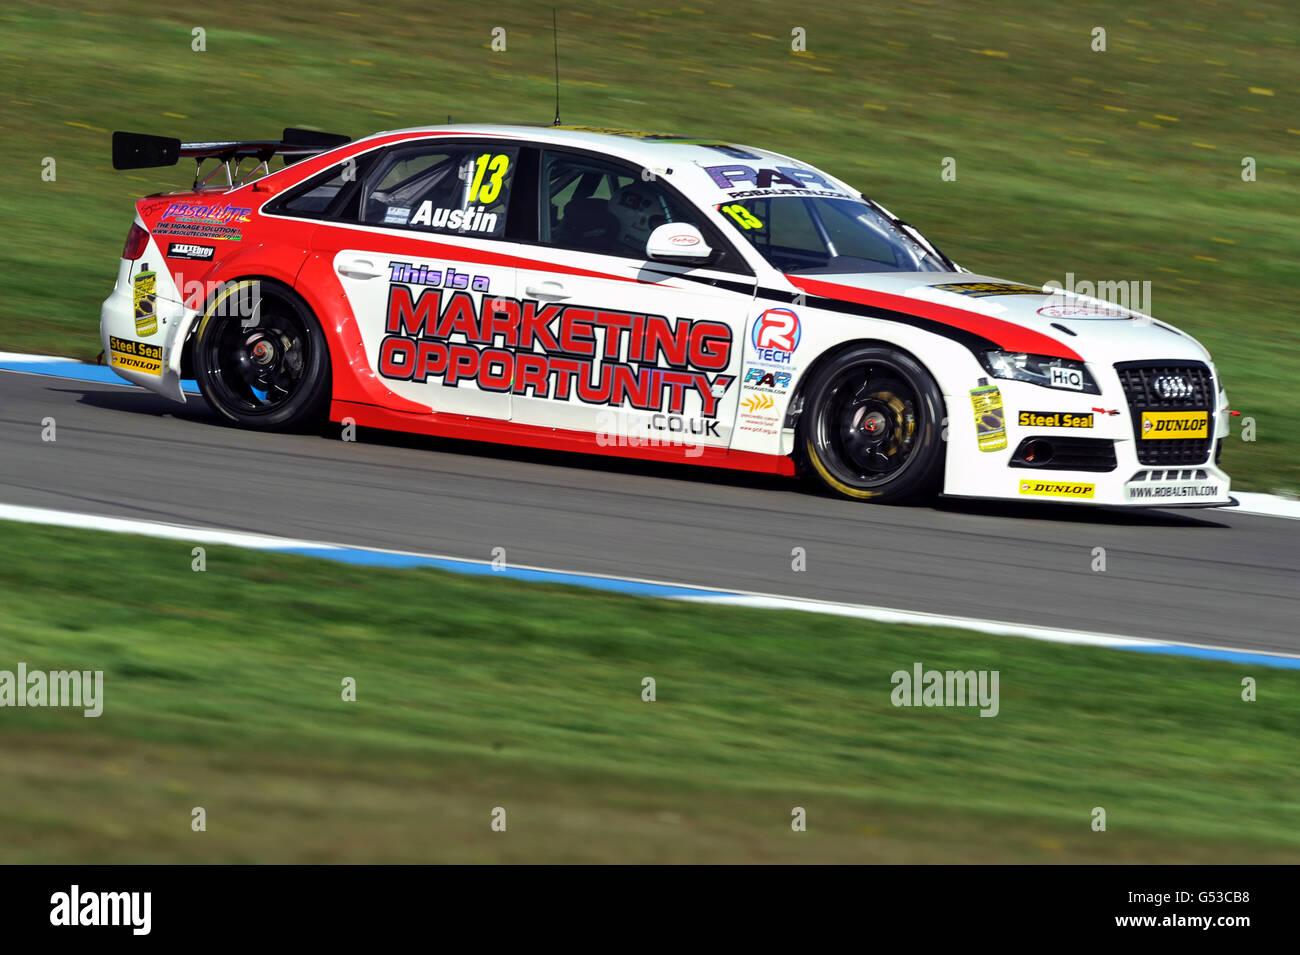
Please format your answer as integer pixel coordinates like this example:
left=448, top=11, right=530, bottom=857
left=551, top=8, right=562, bottom=126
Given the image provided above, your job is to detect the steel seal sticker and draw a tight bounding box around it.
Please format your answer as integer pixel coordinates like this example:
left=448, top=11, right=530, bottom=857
left=969, top=380, right=1007, bottom=452
left=1141, top=411, right=1208, bottom=439
left=1019, top=480, right=1095, bottom=500
left=132, top=263, right=157, bottom=337
left=1017, top=410, right=1094, bottom=429
left=933, top=282, right=1046, bottom=298
left=108, top=335, right=163, bottom=376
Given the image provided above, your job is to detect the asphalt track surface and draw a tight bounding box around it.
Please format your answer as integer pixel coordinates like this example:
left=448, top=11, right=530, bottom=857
left=1, top=367, right=1296, bottom=654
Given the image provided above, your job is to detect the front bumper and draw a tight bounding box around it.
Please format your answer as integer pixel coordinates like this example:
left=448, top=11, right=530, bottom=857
left=941, top=363, right=1232, bottom=508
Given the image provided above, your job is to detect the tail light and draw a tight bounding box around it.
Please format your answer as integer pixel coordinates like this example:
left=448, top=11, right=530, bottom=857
left=122, top=223, right=149, bottom=260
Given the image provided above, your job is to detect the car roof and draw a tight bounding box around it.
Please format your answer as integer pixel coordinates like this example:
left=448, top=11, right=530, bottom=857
left=357, top=123, right=803, bottom=170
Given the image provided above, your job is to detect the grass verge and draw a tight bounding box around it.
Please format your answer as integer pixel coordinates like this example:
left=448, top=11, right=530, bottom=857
left=1, top=519, right=1297, bottom=862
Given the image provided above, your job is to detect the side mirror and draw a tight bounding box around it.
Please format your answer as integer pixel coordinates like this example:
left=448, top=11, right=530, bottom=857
left=646, top=223, right=714, bottom=264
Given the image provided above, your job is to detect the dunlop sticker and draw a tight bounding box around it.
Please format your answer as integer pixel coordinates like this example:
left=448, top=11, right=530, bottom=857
left=970, top=382, right=1007, bottom=452
left=1141, top=411, right=1208, bottom=440
left=1019, top=480, right=1095, bottom=500
left=109, top=335, right=163, bottom=376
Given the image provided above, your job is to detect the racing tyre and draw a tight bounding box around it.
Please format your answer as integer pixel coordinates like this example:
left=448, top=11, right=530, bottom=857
left=800, top=344, right=945, bottom=503
left=193, top=279, right=331, bottom=431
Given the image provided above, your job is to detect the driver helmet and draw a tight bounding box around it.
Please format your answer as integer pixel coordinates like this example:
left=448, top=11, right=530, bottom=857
left=609, top=182, right=666, bottom=250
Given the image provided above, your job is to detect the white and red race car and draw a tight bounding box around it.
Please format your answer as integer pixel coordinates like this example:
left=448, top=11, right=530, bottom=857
left=102, top=124, right=1232, bottom=506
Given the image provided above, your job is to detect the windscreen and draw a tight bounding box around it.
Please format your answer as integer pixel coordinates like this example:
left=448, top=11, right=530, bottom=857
left=719, top=195, right=947, bottom=274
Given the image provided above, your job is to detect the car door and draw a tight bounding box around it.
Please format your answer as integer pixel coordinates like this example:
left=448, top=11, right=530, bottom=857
left=511, top=149, right=755, bottom=451
left=310, top=139, right=522, bottom=419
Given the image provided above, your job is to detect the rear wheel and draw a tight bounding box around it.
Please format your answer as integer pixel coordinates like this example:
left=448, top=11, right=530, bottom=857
left=800, top=345, right=945, bottom=503
left=193, top=279, right=331, bottom=431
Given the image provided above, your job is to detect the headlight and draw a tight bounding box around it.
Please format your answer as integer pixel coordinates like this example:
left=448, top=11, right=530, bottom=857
left=982, top=350, right=1100, bottom=395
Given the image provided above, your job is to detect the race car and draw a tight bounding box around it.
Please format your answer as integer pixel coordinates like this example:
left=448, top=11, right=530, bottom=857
left=101, top=123, right=1233, bottom=506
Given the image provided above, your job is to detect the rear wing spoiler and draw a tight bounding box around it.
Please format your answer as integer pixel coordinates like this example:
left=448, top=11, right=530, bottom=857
left=112, top=128, right=351, bottom=188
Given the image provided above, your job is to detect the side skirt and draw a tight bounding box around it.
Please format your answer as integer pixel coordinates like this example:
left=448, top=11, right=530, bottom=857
left=330, top=400, right=799, bottom=477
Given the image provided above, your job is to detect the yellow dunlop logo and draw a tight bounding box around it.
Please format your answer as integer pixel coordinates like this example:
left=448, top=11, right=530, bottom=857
left=1141, top=411, right=1208, bottom=439
left=1018, top=480, right=1095, bottom=499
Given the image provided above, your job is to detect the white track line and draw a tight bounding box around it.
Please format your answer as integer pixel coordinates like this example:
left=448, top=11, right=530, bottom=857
left=3, top=501, right=1299, bottom=667
left=0, top=352, right=74, bottom=362
left=1232, top=491, right=1300, bottom=521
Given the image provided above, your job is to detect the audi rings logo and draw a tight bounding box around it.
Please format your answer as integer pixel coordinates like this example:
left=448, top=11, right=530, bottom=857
left=1151, top=375, right=1193, bottom=400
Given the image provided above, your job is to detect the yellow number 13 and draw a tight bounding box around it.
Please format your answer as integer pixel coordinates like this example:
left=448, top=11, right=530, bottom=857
left=469, top=153, right=510, bottom=204
left=721, top=204, right=763, bottom=229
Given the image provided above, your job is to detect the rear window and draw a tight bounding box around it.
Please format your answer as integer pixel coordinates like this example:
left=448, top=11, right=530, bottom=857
left=279, top=166, right=354, bottom=216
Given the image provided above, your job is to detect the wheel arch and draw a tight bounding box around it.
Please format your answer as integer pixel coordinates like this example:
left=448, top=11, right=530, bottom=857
left=180, top=274, right=309, bottom=380
left=790, top=337, right=951, bottom=502
left=785, top=336, right=948, bottom=433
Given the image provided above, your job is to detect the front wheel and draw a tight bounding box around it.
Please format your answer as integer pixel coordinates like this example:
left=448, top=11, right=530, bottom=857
left=799, top=345, right=946, bottom=503
left=193, top=279, right=331, bottom=431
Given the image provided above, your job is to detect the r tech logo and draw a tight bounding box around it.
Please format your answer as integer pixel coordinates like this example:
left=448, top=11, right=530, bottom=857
left=751, top=308, right=800, bottom=364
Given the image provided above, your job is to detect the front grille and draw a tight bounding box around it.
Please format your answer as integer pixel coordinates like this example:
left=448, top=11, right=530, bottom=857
left=1010, top=437, right=1117, bottom=472
left=1114, top=361, right=1214, bottom=466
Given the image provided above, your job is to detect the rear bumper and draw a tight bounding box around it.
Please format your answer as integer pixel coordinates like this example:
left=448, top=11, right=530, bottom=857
left=99, top=253, right=195, bottom=403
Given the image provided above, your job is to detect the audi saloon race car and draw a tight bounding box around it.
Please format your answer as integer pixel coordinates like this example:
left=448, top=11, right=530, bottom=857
left=101, top=124, right=1233, bottom=506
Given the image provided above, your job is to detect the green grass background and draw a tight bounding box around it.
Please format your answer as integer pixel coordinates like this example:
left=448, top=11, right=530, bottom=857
left=0, top=0, right=1296, bottom=490
left=1, top=520, right=1298, bottom=863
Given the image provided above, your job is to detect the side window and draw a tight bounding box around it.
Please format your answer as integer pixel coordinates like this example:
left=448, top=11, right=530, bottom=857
left=271, top=154, right=379, bottom=221
left=540, top=151, right=704, bottom=258
left=279, top=166, right=353, bottom=216
left=360, top=144, right=517, bottom=238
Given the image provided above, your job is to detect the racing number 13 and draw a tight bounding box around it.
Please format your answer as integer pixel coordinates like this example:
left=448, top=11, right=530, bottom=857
left=469, top=153, right=510, bottom=204
left=720, top=204, right=763, bottom=229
